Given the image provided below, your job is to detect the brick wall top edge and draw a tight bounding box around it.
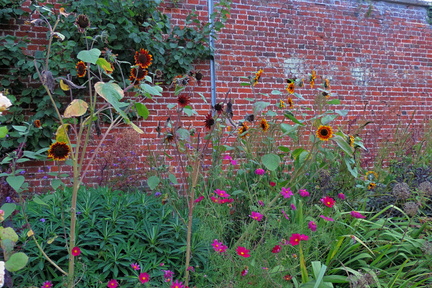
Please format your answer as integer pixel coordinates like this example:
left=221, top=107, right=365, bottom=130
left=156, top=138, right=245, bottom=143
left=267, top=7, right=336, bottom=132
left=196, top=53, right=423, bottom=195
left=373, top=0, right=431, bottom=7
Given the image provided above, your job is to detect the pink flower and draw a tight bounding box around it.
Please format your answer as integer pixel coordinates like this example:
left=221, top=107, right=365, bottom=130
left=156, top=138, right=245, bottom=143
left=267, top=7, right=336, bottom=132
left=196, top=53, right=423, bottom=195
left=350, top=211, right=366, bottom=219
left=281, top=209, right=290, bottom=220
left=139, top=272, right=150, bottom=284
left=290, top=204, right=296, bottom=210
left=257, top=200, right=265, bottom=206
left=289, top=233, right=308, bottom=246
left=171, top=279, right=185, bottom=288
left=214, top=189, right=230, bottom=198
left=271, top=245, right=281, bottom=253
left=320, top=196, right=336, bottom=208
left=255, top=168, right=265, bottom=175
left=107, top=279, right=118, bottom=288
left=337, top=193, right=346, bottom=200
left=320, top=215, right=334, bottom=221
left=41, top=281, right=53, bottom=288
left=210, top=196, right=221, bottom=203
left=194, top=196, right=204, bottom=203
left=71, top=246, right=81, bottom=256
left=212, top=239, right=228, bottom=253
left=223, top=155, right=232, bottom=160
left=131, top=263, right=140, bottom=270
left=163, top=270, right=174, bottom=282
left=269, top=181, right=276, bottom=187
left=299, top=189, right=310, bottom=197
left=231, top=160, right=238, bottom=165
left=236, top=246, right=251, bottom=258
left=241, top=269, right=248, bottom=276
left=308, top=221, right=317, bottom=231
left=249, top=211, right=263, bottom=221
left=280, top=187, right=293, bottom=198
left=220, top=198, right=234, bottom=204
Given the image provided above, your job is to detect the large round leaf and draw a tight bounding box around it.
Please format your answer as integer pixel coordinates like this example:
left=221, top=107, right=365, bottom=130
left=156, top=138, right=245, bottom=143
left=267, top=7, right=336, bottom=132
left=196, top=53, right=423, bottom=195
left=5, top=252, right=28, bottom=272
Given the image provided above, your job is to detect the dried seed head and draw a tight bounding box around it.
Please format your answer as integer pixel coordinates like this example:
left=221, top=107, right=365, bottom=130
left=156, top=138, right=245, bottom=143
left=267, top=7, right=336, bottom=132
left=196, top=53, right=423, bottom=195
left=392, top=182, right=411, bottom=200
left=403, top=201, right=419, bottom=217
left=418, top=181, right=432, bottom=196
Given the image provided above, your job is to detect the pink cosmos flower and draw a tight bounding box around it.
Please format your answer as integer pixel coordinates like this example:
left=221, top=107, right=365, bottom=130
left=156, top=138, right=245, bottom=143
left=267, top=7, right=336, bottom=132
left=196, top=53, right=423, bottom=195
left=299, top=189, right=310, bottom=197
left=71, top=246, right=81, bottom=256
left=289, top=233, right=308, bottom=246
left=131, top=263, right=140, bottom=270
left=280, top=187, right=293, bottom=198
left=320, top=196, right=336, bottom=208
left=194, top=196, right=204, bottom=203
left=320, top=215, right=334, bottom=221
left=257, top=200, right=265, bottom=206
left=290, top=204, right=296, bottom=210
left=171, top=279, right=185, bottom=288
left=163, top=270, right=174, bottom=282
left=210, top=196, right=221, bottom=203
left=223, top=155, right=232, bottom=160
left=220, top=198, right=234, bottom=204
left=255, top=168, right=265, bottom=175
left=281, top=209, right=290, bottom=220
left=271, top=245, right=281, bottom=253
left=41, top=281, right=53, bottom=288
left=107, top=279, right=118, bottom=288
left=350, top=211, right=366, bottom=219
left=249, top=211, right=263, bottom=221
left=337, top=193, right=346, bottom=200
left=139, top=272, right=150, bottom=284
left=241, top=269, right=248, bottom=276
left=231, top=160, right=238, bottom=165
left=214, top=189, right=230, bottom=198
left=269, top=181, right=276, bottom=187
left=212, top=239, right=228, bottom=253
left=308, top=221, right=317, bottom=231
left=236, top=246, right=251, bottom=258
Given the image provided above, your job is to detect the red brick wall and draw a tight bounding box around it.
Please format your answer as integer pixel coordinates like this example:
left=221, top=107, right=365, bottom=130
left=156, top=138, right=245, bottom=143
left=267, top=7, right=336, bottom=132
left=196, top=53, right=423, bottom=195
left=3, top=0, right=432, bottom=193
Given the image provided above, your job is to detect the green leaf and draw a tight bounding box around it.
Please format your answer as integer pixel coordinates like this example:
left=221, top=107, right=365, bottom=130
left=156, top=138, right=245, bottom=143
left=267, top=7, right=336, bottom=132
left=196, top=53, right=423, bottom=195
left=77, top=48, right=101, bottom=64
left=278, top=146, right=290, bottom=153
left=261, top=153, right=280, bottom=171
left=140, top=83, right=162, bottom=97
left=271, top=90, right=282, bottom=95
left=135, top=103, right=149, bottom=119
left=254, top=101, right=271, bottom=114
left=335, top=109, right=349, bottom=117
left=11, top=125, right=26, bottom=132
left=284, top=112, right=304, bottom=125
left=5, top=252, right=28, bottom=272
left=147, top=176, right=160, bottom=190
left=0, top=203, right=16, bottom=220
left=321, top=114, right=338, bottom=125
left=32, top=196, right=49, bottom=206
left=168, top=173, right=178, bottom=184
left=0, top=126, right=8, bottom=138
left=96, top=58, right=113, bottom=72
left=94, top=82, right=129, bottom=123
left=327, top=99, right=341, bottom=105
left=6, top=175, right=25, bottom=192
left=183, top=107, right=197, bottom=116
left=332, top=135, right=353, bottom=156
left=281, top=123, right=298, bottom=134
left=50, top=179, right=64, bottom=190
left=0, top=227, right=18, bottom=242
left=167, top=103, right=176, bottom=109
left=176, top=128, right=190, bottom=141
left=2, top=239, right=15, bottom=258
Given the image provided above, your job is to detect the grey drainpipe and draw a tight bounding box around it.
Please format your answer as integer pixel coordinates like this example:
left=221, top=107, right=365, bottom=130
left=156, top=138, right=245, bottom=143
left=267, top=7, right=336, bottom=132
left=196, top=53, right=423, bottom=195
left=208, top=0, right=217, bottom=108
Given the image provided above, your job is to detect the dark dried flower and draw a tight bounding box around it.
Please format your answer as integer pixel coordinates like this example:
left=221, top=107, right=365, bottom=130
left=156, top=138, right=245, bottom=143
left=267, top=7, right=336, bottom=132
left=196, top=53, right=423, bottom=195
left=403, top=201, right=419, bottom=217
left=204, top=113, right=214, bottom=130
left=392, top=182, right=411, bottom=200
left=75, top=14, right=90, bottom=32
left=33, top=120, right=41, bottom=128
left=418, top=181, right=432, bottom=196
left=214, top=102, right=224, bottom=114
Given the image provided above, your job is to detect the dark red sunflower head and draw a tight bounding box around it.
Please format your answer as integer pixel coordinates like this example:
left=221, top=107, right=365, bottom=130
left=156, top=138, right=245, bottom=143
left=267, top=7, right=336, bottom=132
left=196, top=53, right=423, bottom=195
left=134, top=49, right=153, bottom=69
left=75, top=14, right=90, bottom=32
left=76, top=61, right=87, bottom=77
left=177, top=94, right=191, bottom=108
left=204, top=113, right=215, bottom=130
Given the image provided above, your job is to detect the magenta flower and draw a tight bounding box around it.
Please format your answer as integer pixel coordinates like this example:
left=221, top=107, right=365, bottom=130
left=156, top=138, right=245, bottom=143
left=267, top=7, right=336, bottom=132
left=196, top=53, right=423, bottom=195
left=171, top=280, right=185, bottom=288
left=280, top=187, right=293, bottom=198
left=350, top=211, right=366, bottom=219
left=163, top=270, right=174, bottom=282
left=223, top=155, right=232, bottom=160
left=299, top=189, right=310, bottom=197
left=320, top=215, right=334, bottom=221
left=212, top=239, right=228, bottom=253
left=241, top=268, right=249, bottom=276
left=210, top=196, right=221, bottom=203
left=231, top=160, right=238, bottom=165
left=337, top=193, right=346, bottom=200
left=71, top=246, right=81, bottom=256
left=41, top=281, right=53, bottom=288
left=130, top=263, right=140, bottom=270
left=107, top=279, right=118, bottom=288
left=194, top=196, right=204, bottom=203
left=236, top=246, right=251, bottom=258
left=281, top=209, right=290, bottom=220
left=269, top=181, right=276, bottom=187
left=289, top=233, right=309, bottom=246
left=271, top=245, right=281, bottom=253
left=320, top=196, right=336, bottom=208
left=255, top=168, right=265, bottom=175
left=249, top=211, right=263, bottom=221
left=139, top=272, right=150, bottom=284
left=220, top=198, right=234, bottom=204
left=290, top=204, right=297, bottom=210
left=214, top=189, right=230, bottom=198
left=257, top=200, right=265, bottom=206
left=308, top=221, right=317, bottom=231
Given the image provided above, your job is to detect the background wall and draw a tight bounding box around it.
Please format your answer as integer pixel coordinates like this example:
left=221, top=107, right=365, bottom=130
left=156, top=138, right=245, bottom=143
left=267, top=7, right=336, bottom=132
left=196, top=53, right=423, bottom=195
left=1, top=0, right=432, bottom=193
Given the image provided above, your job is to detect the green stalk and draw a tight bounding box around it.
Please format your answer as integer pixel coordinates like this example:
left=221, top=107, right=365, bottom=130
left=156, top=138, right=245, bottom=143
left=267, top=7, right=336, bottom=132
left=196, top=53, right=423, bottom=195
left=299, top=241, right=308, bottom=283
left=67, top=161, right=80, bottom=287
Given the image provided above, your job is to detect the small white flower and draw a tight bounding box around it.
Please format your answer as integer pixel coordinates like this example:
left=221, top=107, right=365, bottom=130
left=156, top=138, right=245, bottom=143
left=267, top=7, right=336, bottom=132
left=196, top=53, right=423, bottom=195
left=0, top=260, right=5, bottom=288
left=0, top=92, right=12, bottom=115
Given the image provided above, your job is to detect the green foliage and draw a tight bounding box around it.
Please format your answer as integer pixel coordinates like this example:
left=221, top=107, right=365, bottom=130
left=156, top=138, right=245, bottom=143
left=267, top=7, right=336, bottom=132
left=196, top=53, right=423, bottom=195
left=14, top=187, right=210, bottom=287
left=0, top=0, right=26, bottom=21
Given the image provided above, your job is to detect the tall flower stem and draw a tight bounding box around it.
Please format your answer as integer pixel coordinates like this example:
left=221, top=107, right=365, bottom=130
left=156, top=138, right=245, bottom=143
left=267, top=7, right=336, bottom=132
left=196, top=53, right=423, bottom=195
left=299, top=241, right=308, bottom=283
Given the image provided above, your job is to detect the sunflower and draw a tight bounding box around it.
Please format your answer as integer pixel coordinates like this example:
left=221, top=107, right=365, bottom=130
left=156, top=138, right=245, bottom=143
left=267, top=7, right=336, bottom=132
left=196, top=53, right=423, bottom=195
left=286, top=82, right=295, bottom=94
left=76, top=61, right=87, bottom=78
left=33, top=120, right=41, bottom=128
left=278, top=100, right=286, bottom=109
left=134, top=49, right=153, bottom=69
left=368, top=182, right=376, bottom=190
left=310, top=70, right=316, bottom=88
left=321, top=91, right=330, bottom=98
left=260, top=118, right=269, bottom=132
left=287, top=97, right=294, bottom=109
left=214, top=102, right=224, bottom=114
left=75, top=14, right=90, bottom=32
left=348, top=135, right=355, bottom=147
left=316, top=125, right=333, bottom=141
left=48, top=142, right=71, bottom=161
left=365, top=171, right=378, bottom=181
left=164, top=132, right=175, bottom=143
left=129, top=66, right=148, bottom=83
left=323, top=78, right=330, bottom=89
left=238, top=122, right=249, bottom=138
left=204, top=113, right=215, bottom=130
left=177, top=94, right=191, bottom=108
left=252, top=69, right=263, bottom=86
